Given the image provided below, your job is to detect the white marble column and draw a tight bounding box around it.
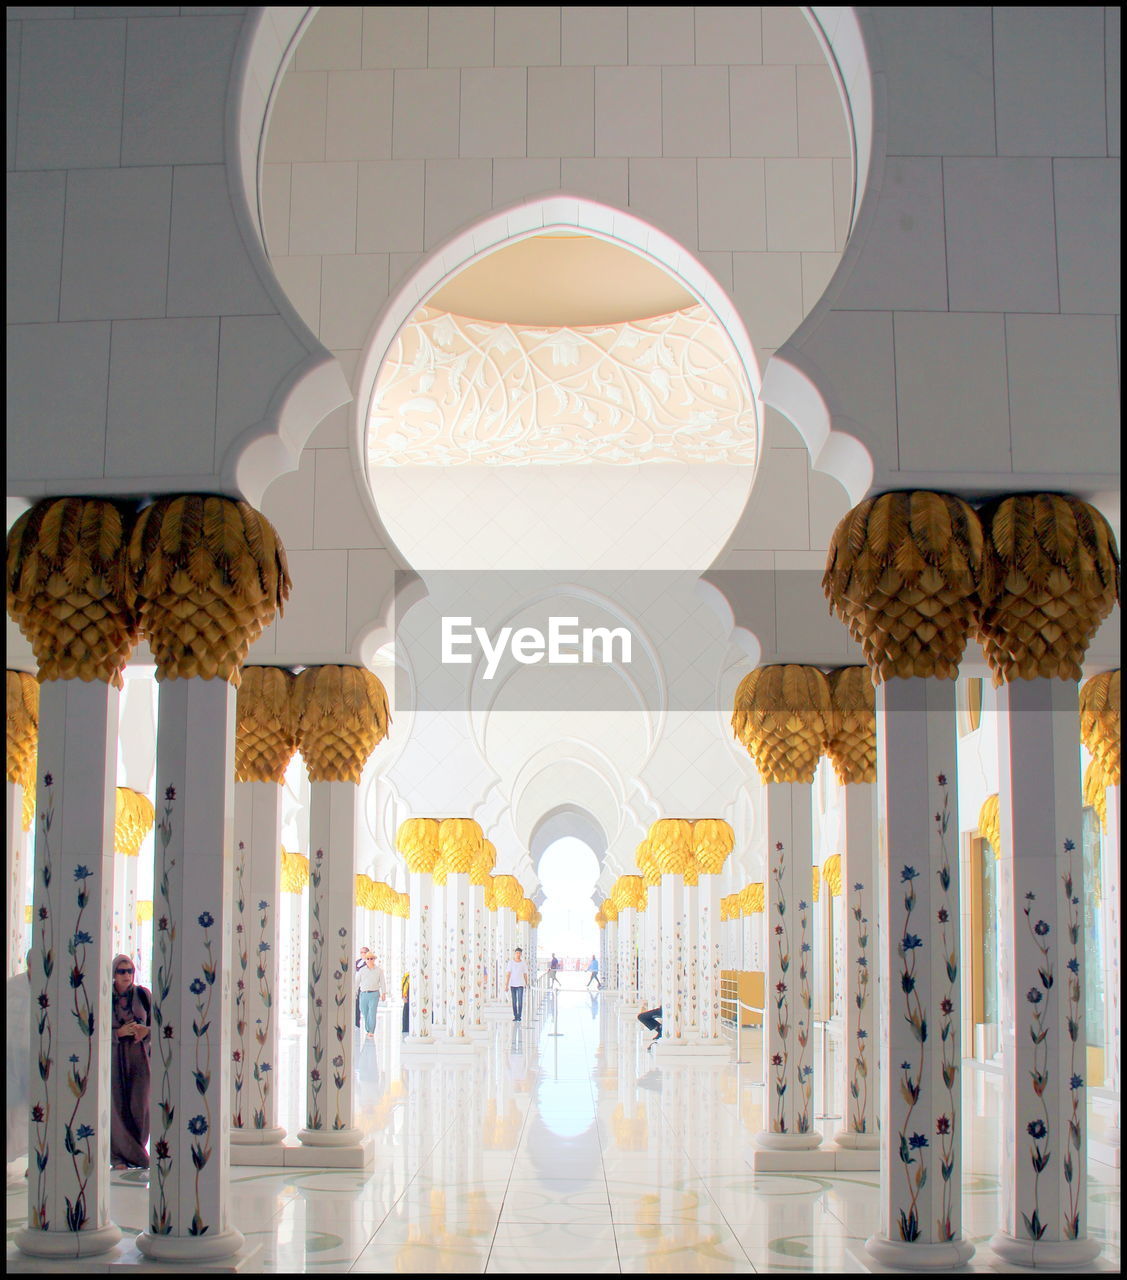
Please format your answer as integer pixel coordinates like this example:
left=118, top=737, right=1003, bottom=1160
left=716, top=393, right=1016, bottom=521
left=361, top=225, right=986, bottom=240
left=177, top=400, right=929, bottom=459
left=137, top=678, right=246, bottom=1262
left=864, top=677, right=973, bottom=1270
left=658, top=876, right=687, bottom=1042
left=404, top=870, right=435, bottom=1046
left=835, top=783, right=879, bottom=1153
left=6, top=777, right=31, bottom=977
left=444, top=872, right=473, bottom=1043
left=644, top=889, right=661, bottom=1007
left=14, top=680, right=123, bottom=1259
left=682, top=878, right=699, bottom=1035
left=112, top=845, right=140, bottom=970
left=695, top=873, right=724, bottom=1046
left=753, top=782, right=822, bottom=1154
left=281, top=886, right=305, bottom=1023
left=618, top=906, right=640, bottom=1009
left=296, top=781, right=371, bottom=1164
left=6, top=773, right=31, bottom=972
left=484, top=901, right=501, bottom=1007
left=469, top=878, right=488, bottom=1033
left=990, top=679, right=1101, bottom=1266
left=605, top=917, right=619, bottom=992
left=1101, top=783, right=1120, bottom=1157
left=431, top=870, right=448, bottom=1034
left=497, top=907, right=516, bottom=1010
left=230, top=780, right=286, bottom=1152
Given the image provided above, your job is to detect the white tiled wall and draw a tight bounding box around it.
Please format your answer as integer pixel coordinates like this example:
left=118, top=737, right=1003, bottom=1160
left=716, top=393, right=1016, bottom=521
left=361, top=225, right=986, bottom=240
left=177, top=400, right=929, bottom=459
left=261, top=5, right=856, bottom=402
left=9, top=7, right=314, bottom=496
left=6, top=6, right=1121, bottom=646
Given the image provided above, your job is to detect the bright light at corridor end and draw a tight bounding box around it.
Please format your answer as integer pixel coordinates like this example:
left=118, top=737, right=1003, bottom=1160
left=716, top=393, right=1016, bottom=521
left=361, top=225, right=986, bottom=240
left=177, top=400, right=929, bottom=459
left=536, top=837, right=600, bottom=962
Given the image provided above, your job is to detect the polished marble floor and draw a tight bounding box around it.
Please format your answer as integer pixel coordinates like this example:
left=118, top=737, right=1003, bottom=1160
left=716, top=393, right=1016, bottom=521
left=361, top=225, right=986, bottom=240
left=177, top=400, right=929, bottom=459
left=7, top=977, right=1121, bottom=1273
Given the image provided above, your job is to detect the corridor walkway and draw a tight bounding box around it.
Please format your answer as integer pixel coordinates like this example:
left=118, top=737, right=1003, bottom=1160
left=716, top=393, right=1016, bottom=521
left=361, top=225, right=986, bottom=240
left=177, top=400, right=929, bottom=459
left=7, top=980, right=1121, bottom=1272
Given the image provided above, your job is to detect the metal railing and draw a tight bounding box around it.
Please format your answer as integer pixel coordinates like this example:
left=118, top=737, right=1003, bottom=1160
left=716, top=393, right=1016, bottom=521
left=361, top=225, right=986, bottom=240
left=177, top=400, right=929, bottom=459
left=721, top=972, right=765, bottom=1072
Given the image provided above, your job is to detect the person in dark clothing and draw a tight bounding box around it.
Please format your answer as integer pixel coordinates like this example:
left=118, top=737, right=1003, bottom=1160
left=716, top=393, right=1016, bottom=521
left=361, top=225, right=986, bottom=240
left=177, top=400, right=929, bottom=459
left=637, top=1005, right=663, bottom=1047
left=110, top=954, right=151, bottom=1169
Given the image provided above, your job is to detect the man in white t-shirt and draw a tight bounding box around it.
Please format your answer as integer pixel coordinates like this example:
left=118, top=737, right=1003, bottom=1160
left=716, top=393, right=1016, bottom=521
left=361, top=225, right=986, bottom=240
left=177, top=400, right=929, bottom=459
left=504, top=947, right=529, bottom=1022
left=356, top=954, right=385, bottom=1038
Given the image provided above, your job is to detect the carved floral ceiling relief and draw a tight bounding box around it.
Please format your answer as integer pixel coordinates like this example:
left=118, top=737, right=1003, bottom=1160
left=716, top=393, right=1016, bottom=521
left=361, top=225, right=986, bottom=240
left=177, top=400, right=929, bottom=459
left=367, top=305, right=759, bottom=467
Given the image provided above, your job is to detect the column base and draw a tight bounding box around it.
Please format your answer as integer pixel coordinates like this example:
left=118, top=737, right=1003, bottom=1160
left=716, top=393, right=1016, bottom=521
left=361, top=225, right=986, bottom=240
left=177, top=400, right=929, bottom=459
left=988, top=1232, right=1102, bottom=1269
left=753, top=1128, right=824, bottom=1151
left=862, top=1234, right=975, bottom=1271
left=230, top=1125, right=286, bottom=1146
left=297, top=1126, right=363, bottom=1147
left=651, top=1040, right=733, bottom=1063
left=290, top=1135, right=374, bottom=1168
left=833, top=1129, right=880, bottom=1151
left=12, top=1221, right=123, bottom=1258
left=400, top=1035, right=440, bottom=1054
left=430, top=1035, right=485, bottom=1055
left=135, top=1226, right=247, bottom=1264
left=746, top=1133, right=834, bottom=1172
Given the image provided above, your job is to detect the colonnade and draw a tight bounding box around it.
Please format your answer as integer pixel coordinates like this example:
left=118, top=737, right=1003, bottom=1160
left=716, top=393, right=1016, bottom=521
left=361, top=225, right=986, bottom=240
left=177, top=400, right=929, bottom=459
left=5, top=495, right=393, bottom=1264
left=395, top=820, right=540, bottom=1052
left=7, top=487, right=1121, bottom=1272
left=819, top=489, right=1117, bottom=1269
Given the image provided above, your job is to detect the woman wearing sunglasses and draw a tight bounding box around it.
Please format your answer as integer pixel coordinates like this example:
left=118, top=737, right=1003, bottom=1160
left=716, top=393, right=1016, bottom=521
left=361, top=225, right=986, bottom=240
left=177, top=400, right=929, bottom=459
left=110, top=954, right=152, bottom=1171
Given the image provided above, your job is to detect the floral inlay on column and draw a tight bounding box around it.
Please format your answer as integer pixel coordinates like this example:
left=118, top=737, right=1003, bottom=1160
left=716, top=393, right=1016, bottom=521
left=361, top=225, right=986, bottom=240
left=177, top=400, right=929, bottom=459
left=896, top=859, right=926, bottom=1242
left=850, top=882, right=870, bottom=1134
left=31, top=773, right=55, bottom=1230
left=187, top=908, right=217, bottom=1235
left=151, top=785, right=177, bottom=1236
left=252, top=898, right=273, bottom=1128
left=1061, top=844, right=1083, bottom=1240
left=795, top=895, right=812, bottom=1131
left=64, top=858, right=97, bottom=1232
left=232, top=843, right=248, bottom=1128
left=770, top=841, right=789, bottom=1133
left=307, top=848, right=325, bottom=1130
left=934, top=777, right=958, bottom=1241
left=332, top=925, right=350, bottom=1129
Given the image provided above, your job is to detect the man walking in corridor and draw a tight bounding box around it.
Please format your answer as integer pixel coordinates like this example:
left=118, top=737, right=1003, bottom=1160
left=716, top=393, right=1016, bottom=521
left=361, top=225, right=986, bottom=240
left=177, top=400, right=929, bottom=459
left=505, top=946, right=529, bottom=1022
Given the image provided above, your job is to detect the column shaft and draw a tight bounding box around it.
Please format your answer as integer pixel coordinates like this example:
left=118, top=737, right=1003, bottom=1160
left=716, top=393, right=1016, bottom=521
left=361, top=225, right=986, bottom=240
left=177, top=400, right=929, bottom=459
left=866, top=677, right=972, bottom=1268
left=696, top=875, right=723, bottom=1042
left=990, top=679, right=1101, bottom=1265
left=659, top=878, right=686, bottom=1041
left=431, top=879, right=447, bottom=1031
left=445, top=873, right=471, bottom=1039
left=16, top=680, right=122, bottom=1258
left=683, top=884, right=699, bottom=1033
left=405, top=871, right=434, bottom=1044
left=1102, top=784, right=1120, bottom=1152
left=470, top=884, right=487, bottom=1030
left=757, top=782, right=821, bottom=1149
left=7, top=779, right=31, bottom=977
left=836, top=782, right=879, bottom=1150
left=230, top=780, right=285, bottom=1147
left=644, top=898, right=661, bottom=1006
left=299, top=781, right=363, bottom=1146
left=139, top=678, right=244, bottom=1261
left=618, top=907, right=638, bottom=1008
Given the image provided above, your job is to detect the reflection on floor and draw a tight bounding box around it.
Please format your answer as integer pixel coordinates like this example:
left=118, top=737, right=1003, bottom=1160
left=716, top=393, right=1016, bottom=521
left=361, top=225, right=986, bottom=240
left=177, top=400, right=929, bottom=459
left=6, top=980, right=1122, bottom=1273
